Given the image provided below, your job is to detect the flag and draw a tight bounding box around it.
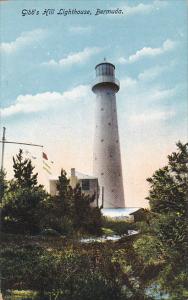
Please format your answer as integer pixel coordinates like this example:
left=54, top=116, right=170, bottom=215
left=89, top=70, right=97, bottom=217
left=42, top=151, right=54, bottom=175
left=42, top=151, right=53, bottom=175
left=43, top=166, right=52, bottom=175
left=43, top=152, right=48, bottom=160
left=43, top=160, right=51, bottom=170
left=25, top=150, right=36, bottom=159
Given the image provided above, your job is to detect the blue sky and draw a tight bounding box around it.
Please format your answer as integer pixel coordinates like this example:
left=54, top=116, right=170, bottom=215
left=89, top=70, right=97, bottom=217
left=0, top=0, right=187, bottom=207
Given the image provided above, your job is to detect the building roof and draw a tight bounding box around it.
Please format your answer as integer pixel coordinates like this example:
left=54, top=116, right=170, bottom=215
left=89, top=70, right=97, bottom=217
left=95, top=62, right=115, bottom=70
left=49, top=170, right=97, bottom=181
left=74, top=171, right=97, bottom=180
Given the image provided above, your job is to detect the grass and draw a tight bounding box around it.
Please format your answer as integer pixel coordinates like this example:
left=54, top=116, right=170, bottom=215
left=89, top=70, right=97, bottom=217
left=1, top=230, right=139, bottom=300
left=102, top=217, right=136, bottom=236
left=1, top=219, right=138, bottom=299
left=3, top=290, right=37, bottom=300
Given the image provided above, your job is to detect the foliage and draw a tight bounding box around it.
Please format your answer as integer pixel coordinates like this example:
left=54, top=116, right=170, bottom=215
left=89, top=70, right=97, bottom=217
left=1, top=151, right=103, bottom=236
left=12, top=149, right=38, bottom=189
left=102, top=217, right=136, bottom=236
left=134, top=142, right=188, bottom=299
left=134, top=235, right=164, bottom=265
left=1, top=149, right=48, bottom=234
left=2, top=185, right=48, bottom=234
left=47, top=169, right=103, bottom=235
left=146, top=142, right=188, bottom=258
left=4, top=290, right=38, bottom=300
left=1, top=237, right=154, bottom=300
left=3, top=143, right=188, bottom=299
left=56, top=169, right=73, bottom=216
left=71, top=184, right=102, bottom=234
left=0, top=169, right=7, bottom=202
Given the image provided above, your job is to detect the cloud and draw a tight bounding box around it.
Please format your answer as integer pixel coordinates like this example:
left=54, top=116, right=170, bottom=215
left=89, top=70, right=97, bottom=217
left=118, top=39, right=176, bottom=64
left=129, top=110, right=175, bottom=125
left=1, top=85, right=90, bottom=117
left=123, top=0, right=167, bottom=16
left=120, top=73, right=177, bottom=102
left=69, top=25, right=92, bottom=34
left=118, top=73, right=178, bottom=128
left=43, top=47, right=102, bottom=67
left=148, top=87, right=176, bottom=101
left=124, top=83, right=176, bottom=106
left=138, top=65, right=168, bottom=81
left=0, top=29, right=47, bottom=54
left=120, top=77, right=137, bottom=88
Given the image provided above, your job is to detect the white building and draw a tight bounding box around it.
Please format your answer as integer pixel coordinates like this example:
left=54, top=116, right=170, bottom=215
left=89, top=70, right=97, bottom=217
left=49, top=168, right=99, bottom=207
left=92, top=61, right=125, bottom=208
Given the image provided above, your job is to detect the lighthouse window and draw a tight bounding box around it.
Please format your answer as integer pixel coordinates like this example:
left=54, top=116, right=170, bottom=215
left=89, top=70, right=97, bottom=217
left=102, top=64, right=109, bottom=76
left=101, top=108, right=104, bottom=111
left=104, top=64, right=107, bottom=75
left=106, top=64, right=109, bottom=75
left=100, top=65, right=102, bottom=75
left=82, top=179, right=90, bottom=191
left=101, top=172, right=104, bottom=176
left=96, top=64, right=115, bottom=76
left=116, top=140, right=118, bottom=143
left=108, top=122, right=111, bottom=126
left=105, top=65, right=108, bottom=74
left=99, top=66, right=102, bottom=76
left=101, top=139, right=104, bottom=142
left=110, top=66, right=114, bottom=76
left=102, top=64, right=105, bottom=74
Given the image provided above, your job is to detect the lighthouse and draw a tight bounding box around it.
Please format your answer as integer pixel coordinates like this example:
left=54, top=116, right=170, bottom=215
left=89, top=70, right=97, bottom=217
left=92, top=61, right=125, bottom=208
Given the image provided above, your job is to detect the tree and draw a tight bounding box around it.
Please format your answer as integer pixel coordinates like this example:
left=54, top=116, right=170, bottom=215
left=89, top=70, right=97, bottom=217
left=0, top=169, right=7, bottom=202
left=56, top=169, right=74, bottom=216
left=134, top=142, right=188, bottom=299
left=48, top=169, right=102, bottom=235
left=147, top=141, right=188, bottom=216
left=12, top=149, right=38, bottom=189
left=72, top=184, right=102, bottom=234
left=2, top=149, right=47, bottom=234
left=146, top=141, right=188, bottom=254
left=42, top=169, right=75, bottom=235
left=2, top=186, right=48, bottom=234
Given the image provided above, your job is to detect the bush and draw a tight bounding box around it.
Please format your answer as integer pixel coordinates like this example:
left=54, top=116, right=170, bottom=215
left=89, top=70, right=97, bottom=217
left=1, top=241, right=149, bottom=300
left=40, top=229, right=61, bottom=237
left=102, top=218, right=135, bottom=236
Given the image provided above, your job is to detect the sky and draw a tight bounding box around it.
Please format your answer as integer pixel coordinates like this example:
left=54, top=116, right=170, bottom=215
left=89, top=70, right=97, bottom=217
left=0, top=0, right=187, bottom=207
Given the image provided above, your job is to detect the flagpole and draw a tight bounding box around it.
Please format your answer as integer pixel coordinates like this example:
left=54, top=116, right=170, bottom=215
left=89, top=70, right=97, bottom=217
left=1, top=127, right=6, bottom=172
left=0, top=127, right=43, bottom=171
left=0, top=141, right=43, bottom=148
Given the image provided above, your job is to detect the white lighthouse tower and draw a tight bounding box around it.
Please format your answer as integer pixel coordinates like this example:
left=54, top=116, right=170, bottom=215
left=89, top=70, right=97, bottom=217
left=92, top=61, right=125, bottom=208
